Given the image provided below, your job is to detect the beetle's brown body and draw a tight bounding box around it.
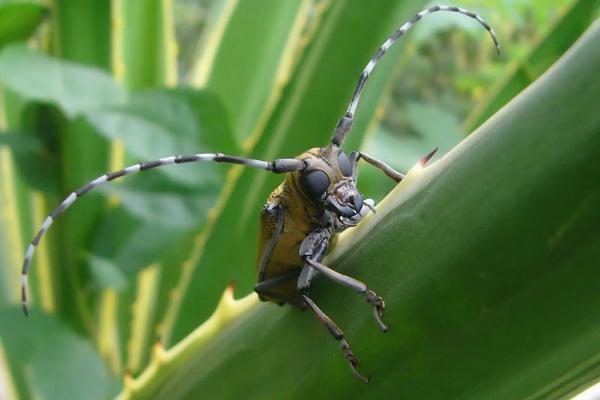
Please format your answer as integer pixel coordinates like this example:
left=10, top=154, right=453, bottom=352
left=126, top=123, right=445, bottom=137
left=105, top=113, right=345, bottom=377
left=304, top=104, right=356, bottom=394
left=256, top=147, right=345, bottom=305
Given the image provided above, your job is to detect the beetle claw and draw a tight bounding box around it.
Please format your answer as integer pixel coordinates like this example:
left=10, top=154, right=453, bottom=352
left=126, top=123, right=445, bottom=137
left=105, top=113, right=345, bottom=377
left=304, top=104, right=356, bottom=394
left=373, top=306, right=389, bottom=332
left=341, top=339, right=370, bottom=383
left=366, top=290, right=389, bottom=332
left=348, top=360, right=370, bottom=384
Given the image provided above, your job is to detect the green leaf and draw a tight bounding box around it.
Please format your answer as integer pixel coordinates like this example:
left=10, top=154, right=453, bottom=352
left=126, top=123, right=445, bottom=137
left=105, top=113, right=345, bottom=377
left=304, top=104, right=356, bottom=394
left=0, top=44, right=127, bottom=117
left=88, top=255, right=128, bottom=291
left=86, top=88, right=236, bottom=376
left=164, top=0, right=431, bottom=346
left=359, top=101, right=461, bottom=199
left=366, top=101, right=462, bottom=171
left=463, top=0, right=599, bottom=132
left=192, top=0, right=307, bottom=143
left=43, top=0, right=115, bottom=337
left=0, top=1, right=47, bottom=48
left=124, top=20, right=600, bottom=399
left=103, top=181, right=214, bottom=225
left=51, top=0, right=111, bottom=69
left=85, top=88, right=236, bottom=186
left=115, top=0, right=176, bottom=88
left=0, top=131, right=59, bottom=193
left=0, top=307, right=109, bottom=400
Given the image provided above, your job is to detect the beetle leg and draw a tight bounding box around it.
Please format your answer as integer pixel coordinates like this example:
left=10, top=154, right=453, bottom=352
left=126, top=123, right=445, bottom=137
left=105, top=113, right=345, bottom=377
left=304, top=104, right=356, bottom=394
left=257, top=203, right=285, bottom=283
left=298, top=229, right=388, bottom=331
left=305, top=257, right=388, bottom=333
left=301, top=293, right=369, bottom=383
left=350, top=151, right=404, bottom=182
left=297, top=229, right=369, bottom=381
left=350, top=149, right=438, bottom=183
left=254, top=269, right=305, bottom=309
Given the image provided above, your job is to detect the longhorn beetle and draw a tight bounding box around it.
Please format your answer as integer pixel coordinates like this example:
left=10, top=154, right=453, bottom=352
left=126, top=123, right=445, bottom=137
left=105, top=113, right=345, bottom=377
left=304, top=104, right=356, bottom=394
left=20, top=5, right=500, bottom=382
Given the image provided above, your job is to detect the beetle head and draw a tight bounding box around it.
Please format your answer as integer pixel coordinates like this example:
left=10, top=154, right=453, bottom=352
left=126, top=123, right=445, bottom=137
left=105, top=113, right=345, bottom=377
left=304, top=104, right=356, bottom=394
left=297, top=148, right=363, bottom=220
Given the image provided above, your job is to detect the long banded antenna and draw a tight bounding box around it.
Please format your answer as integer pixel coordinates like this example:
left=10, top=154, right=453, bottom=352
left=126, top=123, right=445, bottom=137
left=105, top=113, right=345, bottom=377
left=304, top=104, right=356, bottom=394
left=20, top=153, right=303, bottom=316
left=331, top=5, right=501, bottom=147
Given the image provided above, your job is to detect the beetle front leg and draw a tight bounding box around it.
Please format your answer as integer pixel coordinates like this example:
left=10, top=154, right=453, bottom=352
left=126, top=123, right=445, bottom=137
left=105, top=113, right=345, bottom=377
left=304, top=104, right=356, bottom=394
left=298, top=229, right=388, bottom=332
left=304, top=257, right=388, bottom=332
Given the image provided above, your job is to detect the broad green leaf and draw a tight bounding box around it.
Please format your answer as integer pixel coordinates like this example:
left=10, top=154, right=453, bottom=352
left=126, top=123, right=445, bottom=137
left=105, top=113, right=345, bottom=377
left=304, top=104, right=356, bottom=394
left=85, top=89, right=237, bottom=377
left=88, top=255, right=128, bottom=291
left=89, top=208, right=176, bottom=279
left=85, top=88, right=236, bottom=186
left=463, top=0, right=599, bottom=132
left=0, top=45, right=126, bottom=117
left=122, top=21, right=600, bottom=399
left=0, top=131, right=59, bottom=193
left=100, top=177, right=216, bottom=224
left=0, top=307, right=109, bottom=400
left=0, top=37, right=116, bottom=330
left=116, top=288, right=257, bottom=400
left=192, top=0, right=307, bottom=144
left=165, top=0, right=430, bottom=347
left=0, top=3, right=112, bottom=324
left=0, top=40, right=126, bottom=333
left=0, top=1, right=47, bottom=48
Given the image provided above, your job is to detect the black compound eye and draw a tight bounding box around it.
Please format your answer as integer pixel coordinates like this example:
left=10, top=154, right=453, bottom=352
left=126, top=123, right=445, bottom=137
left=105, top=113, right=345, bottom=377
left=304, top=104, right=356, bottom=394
left=300, top=170, right=330, bottom=199
left=338, top=152, right=352, bottom=177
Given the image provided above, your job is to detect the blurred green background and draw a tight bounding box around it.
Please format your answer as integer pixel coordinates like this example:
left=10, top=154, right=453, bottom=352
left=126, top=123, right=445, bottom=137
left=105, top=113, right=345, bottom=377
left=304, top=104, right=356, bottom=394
left=0, top=0, right=598, bottom=399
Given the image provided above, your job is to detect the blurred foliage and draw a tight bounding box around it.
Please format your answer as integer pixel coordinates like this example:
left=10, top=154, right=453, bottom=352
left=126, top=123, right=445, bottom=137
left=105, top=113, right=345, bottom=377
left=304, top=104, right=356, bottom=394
left=0, top=0, right=598, bottom=399
left=360, top=0, right=599, bottom=199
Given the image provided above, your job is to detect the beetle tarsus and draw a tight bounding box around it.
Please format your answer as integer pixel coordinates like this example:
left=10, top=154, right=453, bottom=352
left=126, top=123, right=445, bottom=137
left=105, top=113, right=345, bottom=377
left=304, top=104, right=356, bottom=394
left=373, top=308, right=388, bottom=333
left=366, top=290, right=389, bottom=332
left=302, top=294, right=371, bottom=383
left=341, top=339, right=370, bottom=384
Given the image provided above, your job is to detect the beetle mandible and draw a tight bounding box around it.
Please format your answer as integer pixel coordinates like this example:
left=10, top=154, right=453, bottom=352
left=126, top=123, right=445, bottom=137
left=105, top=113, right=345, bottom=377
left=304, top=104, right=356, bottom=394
left=20, top=5, right=500, bottom=382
